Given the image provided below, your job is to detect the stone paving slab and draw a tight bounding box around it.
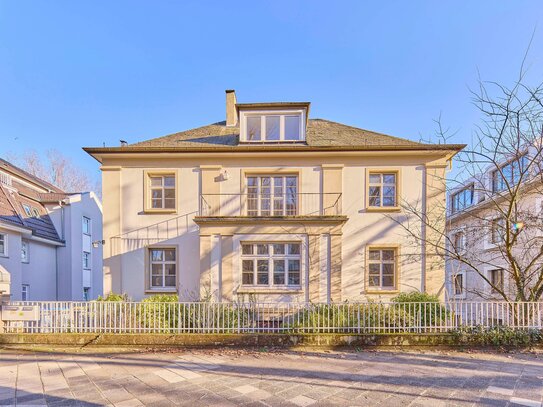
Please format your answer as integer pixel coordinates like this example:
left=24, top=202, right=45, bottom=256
left=0, top=348, right=541, bottom=406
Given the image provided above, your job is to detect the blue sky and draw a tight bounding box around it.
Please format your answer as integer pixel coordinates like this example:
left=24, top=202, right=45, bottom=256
left=0, top=1, right=542, bottom=182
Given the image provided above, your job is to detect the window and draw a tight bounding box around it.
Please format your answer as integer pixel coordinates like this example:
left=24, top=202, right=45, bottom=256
left=368, top=172, right=397, bottom=208
left=21, top=240, right=29, bottom=263
left=453, top=273, right=465, bottom=297
left=492, top=154, right=528, bottom=193
left=83, top=251, right=91, bottom=269
left=82, top=217, right=91, bottom=235
left=451, top=184, right=474, bottom=213
left=247, top=175, right=298, bottom=216
left=0, top=233, right=6, bottom=256
left=241, top=242, right=301, bottom=287
left=148, top=174, right=176, bottom=210
left=367, top=248, right=397, bottom=290
left=489, top=269, right=504, bottom=293
left=22, top=284, right=29, bottom=301
left=22, top=204, right=32, bottom=217
left=149, top=248, right=177, bottom=289
left=490, top=217, right=506, bottom=244
left=22, top=204, right=40, bottom=217
left=453, top=232, right=465, bottom=252
left=242, top=113, right=302, bottom=142
left=83, top=287, right=90, bottom=301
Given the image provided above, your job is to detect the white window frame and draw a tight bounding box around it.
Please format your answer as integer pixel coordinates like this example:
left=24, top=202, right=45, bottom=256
left=240, top=242, right=302, bottom=288
left=83, top=251, right=91, bottom=270
left=83, top=287, right=91, bottom=301
left=82, top=216, right=91, bottom=236
left=452, top=271, right=466, bottom=299
left=22, top=204, right=32, bottom=217
left=239, top=110, right=306, bottom=142
left=148, top=247, right=177, bottom=291
left=246, top=175, right=299, bottom=216
left=22, top=284, right=29, bottom=301
left=0, top=233, right=7, bottom=257
left=146, top=172, right=177, bottom=211
left=490, top=217, right=506, bottom=245
left=21, top=240, right=29, bottom=263
left=367, top=247, right=398, bottom=291
left=367, top=171, right=399, bottom=209
left=491, top=154, right=528, bottom=194
left=452, top=231, right=465, bottom=253
left=451, top=184, right=474, bottom=214
left=488, top=268, right=504, bottom=294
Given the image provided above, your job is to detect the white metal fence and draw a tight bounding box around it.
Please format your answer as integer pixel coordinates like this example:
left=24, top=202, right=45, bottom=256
left=2, top=301, right=542, bottom=334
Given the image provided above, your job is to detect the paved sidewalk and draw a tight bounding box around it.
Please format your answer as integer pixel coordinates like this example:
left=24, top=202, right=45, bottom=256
left=0, top=348, right=542, bottom=406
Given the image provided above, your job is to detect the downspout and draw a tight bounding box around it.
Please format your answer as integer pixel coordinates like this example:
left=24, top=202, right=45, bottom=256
left=55, top=201, right=66, bottom=300
left=421, top=167, right=427, bottom=293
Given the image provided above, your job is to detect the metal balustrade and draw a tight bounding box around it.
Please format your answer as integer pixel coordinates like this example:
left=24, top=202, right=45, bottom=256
left=199, top=193, right=342, bottom=217
left=2, top=301, right=542, bottom=334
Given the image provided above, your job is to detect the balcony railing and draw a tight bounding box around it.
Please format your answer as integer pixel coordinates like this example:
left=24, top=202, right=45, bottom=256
left=199, top=193, right=342, bottom=217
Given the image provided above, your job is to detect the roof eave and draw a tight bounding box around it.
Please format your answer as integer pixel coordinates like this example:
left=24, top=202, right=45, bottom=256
left=84, top=144, right=465, bottom=154
left=83, top=144, right=466, bottom=163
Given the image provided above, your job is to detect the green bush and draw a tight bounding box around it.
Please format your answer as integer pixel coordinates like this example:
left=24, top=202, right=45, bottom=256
left=288, top=302, right=416, bottom=333
left=96, top=292, right=129, bottom=302
left=452, top=326, right=543, bottom=347
left=392, top=292, right=449, bottom=327
left=139, top=294, right=180, bottom=333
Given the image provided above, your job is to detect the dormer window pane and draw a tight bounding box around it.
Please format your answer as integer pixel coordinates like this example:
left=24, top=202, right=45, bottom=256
left=285, top=116, right=301, bottom=140
left=247, top=116, right=261, bottom=141
left=242, top=111, right=304, bottom=142
left=266, top=116, right=280, bottom=140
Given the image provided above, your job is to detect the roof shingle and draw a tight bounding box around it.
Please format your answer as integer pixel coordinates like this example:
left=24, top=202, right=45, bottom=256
left=129, top=119, right=427, bottom=149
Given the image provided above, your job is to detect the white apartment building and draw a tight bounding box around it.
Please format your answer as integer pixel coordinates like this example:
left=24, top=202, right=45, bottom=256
left=0, top=158, right=103, bottom=301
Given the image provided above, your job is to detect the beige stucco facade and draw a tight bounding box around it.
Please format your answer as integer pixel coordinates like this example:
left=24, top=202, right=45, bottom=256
left=97, top=151, right=457, bottom=302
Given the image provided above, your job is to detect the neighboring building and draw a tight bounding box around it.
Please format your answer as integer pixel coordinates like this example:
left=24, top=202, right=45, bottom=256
left=0, top=158, right=103, bottom=301
left=445, top=150, right=543, bottom=301
left=85, top=90, right=463, bottom=303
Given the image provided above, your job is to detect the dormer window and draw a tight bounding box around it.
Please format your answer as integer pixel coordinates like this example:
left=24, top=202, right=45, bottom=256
left=240, top=111, right=304, bottom=142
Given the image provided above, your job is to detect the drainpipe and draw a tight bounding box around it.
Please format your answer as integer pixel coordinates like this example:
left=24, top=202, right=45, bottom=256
left=55, top=201, right=66, bottom=300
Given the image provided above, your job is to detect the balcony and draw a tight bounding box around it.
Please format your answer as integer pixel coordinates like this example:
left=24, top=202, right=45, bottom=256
left=199, top=193, right=342, bottom=217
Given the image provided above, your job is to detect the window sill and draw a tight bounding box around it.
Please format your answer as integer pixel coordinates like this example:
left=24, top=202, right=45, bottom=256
left=145, top=288, right=177, bottom=294
left=365, top=207, right=401, bottom=213
left=364, top=290, right=399, bottom=295
left=143, top=209, right=177, bottom=215
left=452, top=295, right=467, bottom=300
left=236, top=287, right=303, bottom=294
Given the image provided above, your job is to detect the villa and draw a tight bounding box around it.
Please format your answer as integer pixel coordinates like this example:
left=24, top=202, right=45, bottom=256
left=85, top=91, right=464, bottom=302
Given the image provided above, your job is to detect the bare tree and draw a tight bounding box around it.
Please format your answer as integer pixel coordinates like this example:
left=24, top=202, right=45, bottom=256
left=397, top=67, right=543, bottom=303
left=8, top=149, right=101, bottom=196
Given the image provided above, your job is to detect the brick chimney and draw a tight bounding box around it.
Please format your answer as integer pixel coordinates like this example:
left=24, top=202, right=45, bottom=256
left=225, top=89, right=237, bottom=127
